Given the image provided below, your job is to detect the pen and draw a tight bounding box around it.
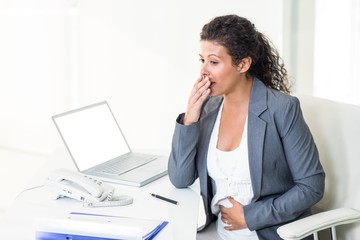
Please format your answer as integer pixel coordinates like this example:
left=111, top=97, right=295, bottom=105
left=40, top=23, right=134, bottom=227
left=150, top=193, right=179, bottom=205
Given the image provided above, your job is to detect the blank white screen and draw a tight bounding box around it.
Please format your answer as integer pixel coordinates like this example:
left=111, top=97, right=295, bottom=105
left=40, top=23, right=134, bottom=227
left=53, top=103, right=130, bottom=171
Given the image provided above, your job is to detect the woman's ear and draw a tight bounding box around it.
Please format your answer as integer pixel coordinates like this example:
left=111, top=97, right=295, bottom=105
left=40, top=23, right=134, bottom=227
left=237, top=57, right=252, bottom=73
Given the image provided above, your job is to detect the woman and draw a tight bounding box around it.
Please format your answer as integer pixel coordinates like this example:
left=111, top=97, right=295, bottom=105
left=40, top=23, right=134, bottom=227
left=168, top=15, right=325, bottom=240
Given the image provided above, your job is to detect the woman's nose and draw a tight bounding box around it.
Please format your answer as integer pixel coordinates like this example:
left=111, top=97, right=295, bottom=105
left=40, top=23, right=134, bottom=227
left=200, top=63, right=209, bottom=76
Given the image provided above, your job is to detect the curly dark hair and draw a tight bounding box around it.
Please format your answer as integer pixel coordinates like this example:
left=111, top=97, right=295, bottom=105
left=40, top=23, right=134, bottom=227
left=200, top=15, right=290, bottom=93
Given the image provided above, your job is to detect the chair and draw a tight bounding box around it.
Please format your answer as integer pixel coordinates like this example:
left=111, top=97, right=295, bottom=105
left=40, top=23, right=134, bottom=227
left=277, top=95, right=360, bottom=239
left=277, top=208, right=360, bottom=240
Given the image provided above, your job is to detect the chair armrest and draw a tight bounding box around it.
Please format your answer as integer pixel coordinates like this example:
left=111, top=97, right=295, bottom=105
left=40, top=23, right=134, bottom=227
left=277, top=208, right=360, bottom=240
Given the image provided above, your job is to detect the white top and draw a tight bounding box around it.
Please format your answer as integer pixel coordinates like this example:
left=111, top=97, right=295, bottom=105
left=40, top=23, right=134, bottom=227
left=207, top=103, right=258, bottom=240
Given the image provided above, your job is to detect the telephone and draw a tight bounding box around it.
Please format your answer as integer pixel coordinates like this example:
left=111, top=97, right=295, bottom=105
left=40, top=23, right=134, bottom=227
left=44, top=168, right=133, bottom=207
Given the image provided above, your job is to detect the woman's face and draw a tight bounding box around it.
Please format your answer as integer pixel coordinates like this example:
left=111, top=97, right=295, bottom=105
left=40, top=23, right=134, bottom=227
left=199, top=40, right=241, bottom=96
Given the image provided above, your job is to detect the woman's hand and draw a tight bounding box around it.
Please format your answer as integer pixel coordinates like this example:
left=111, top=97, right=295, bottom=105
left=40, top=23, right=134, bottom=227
left=220, top=197, right=247, bottom=231
left=183, top=75, right=211, bottom=125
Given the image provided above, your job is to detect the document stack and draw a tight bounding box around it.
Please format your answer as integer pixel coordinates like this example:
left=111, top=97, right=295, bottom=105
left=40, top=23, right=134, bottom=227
left=34, top=212, right=168, bottom=240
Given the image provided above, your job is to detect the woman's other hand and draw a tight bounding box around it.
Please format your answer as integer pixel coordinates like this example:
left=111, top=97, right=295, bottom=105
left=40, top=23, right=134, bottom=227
left=220, top=197, right=247, bottom=231
left=183, top=75, right=211, bottom=125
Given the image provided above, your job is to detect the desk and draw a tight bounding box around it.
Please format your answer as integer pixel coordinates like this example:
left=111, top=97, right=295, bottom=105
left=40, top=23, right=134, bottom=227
left=0, top=148, right=200, bottom=240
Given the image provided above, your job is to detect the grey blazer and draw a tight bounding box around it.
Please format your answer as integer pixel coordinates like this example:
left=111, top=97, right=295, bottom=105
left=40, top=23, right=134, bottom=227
left=168, top=78, right=325, bottom=240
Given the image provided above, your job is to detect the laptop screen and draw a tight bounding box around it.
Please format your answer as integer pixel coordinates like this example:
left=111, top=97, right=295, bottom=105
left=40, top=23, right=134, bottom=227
left=53, top=102, right=130, bottom=171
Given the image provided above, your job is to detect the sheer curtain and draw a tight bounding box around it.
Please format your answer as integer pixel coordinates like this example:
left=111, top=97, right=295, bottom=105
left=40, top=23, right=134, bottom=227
left=313, top=0, right=360, bottom=105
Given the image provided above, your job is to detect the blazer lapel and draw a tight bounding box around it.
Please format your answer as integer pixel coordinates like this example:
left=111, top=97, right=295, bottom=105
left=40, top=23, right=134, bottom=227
left=198, top=96, right=223, bottom=177
left=197, top=96, right=223, bottom=218
left=248, top=78, right=268, bottom=201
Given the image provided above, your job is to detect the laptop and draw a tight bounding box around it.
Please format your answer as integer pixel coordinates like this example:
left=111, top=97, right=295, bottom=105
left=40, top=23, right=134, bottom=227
left=52, top=101, right=168, bottom=187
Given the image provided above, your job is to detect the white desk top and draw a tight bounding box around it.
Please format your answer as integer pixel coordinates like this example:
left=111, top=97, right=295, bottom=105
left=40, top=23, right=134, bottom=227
left=0, top=148, right=200, bottom=240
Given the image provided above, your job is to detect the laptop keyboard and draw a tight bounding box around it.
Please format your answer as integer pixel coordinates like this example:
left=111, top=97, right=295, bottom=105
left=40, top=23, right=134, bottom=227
left=101, top=155, right=157, bottom=175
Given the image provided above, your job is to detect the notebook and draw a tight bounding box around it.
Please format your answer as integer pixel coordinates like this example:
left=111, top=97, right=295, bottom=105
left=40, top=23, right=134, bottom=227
left=52, top=101, right=168, bottom=187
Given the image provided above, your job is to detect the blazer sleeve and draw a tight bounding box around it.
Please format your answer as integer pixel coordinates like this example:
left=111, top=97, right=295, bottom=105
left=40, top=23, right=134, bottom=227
left=244, top=97, right=325, bottom=230
left=168, top=113, right=199, bottom=188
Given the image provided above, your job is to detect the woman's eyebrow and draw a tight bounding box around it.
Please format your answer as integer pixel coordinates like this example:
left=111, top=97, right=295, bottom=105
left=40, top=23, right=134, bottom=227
left=199, top=53, right=221, bottom=58
left=208, top=54, right=221, bottom=58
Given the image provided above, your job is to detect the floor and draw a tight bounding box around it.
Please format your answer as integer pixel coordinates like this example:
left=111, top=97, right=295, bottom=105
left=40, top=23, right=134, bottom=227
left=0, top=147, right=48, bottom=217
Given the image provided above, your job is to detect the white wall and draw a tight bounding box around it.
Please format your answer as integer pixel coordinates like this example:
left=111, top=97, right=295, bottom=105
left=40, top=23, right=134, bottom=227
left=0, top=0, right=73, bottom=154
left=0, top=0, right=284, bottom=156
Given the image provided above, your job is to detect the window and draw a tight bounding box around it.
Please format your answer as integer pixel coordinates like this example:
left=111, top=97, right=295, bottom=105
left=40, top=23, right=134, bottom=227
left=313, top=0, right=360, bottom=105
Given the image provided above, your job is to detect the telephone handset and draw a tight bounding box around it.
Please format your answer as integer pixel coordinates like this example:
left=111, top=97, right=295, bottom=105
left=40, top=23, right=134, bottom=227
left=45, top=168, right=133, bottom=207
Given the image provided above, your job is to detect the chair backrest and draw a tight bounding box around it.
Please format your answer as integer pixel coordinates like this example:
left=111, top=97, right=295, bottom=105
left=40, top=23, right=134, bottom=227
left=298, top=94, right=360, bottom=239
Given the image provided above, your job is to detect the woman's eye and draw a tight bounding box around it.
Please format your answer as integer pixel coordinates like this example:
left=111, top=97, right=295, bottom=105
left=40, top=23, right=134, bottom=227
left=198, top=59, right=218, bottom=65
